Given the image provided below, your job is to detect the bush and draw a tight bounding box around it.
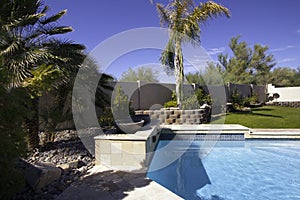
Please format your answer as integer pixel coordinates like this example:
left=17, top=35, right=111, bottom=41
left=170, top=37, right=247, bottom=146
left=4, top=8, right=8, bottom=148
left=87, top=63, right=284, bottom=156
left=112, top=86, right=134, bottom=120
left=230, top=89, right=260, bottom=111
left=244, top=94, right=259, bottom=107
left=164, top=90, right=177, bottom=108
left=194, top=88, right=212, bottom=105
left=230, top=88, right=244, bottom=110
left=164, top=89, right=211, bottom=109
left=99, top=107, right=114, bottom=128
left=182, top=88, right=211, bottom=110
left=164, top=100, right=178, bottom=108
left=182, top=94, right=199, bottom=110
left=0, top=87, right=28, bottom=199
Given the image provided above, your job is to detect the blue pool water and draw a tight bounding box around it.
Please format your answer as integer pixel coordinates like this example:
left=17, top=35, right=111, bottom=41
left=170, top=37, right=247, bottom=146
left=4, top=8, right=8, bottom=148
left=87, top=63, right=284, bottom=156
left=147, top=140, right=300, bottom=200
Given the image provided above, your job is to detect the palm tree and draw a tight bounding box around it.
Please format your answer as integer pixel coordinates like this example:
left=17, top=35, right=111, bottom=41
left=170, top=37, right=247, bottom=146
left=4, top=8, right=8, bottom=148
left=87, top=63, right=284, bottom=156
left=0, top=0, right=85, bottom=149
left=156, top=0, right=230, bottom=107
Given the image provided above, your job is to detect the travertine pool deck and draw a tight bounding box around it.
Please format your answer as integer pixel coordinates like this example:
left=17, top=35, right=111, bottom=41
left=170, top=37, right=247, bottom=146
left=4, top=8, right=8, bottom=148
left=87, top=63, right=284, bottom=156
left=55, top=165, right=183, bottom=200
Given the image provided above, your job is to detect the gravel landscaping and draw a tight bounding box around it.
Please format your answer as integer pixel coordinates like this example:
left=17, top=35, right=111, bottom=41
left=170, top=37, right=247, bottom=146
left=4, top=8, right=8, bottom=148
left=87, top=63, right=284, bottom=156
left=13, top=130, right=95, bottom=200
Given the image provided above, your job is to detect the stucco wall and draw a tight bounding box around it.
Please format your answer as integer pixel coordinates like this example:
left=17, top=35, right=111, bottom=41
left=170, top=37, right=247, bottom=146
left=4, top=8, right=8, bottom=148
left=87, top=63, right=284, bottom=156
left=38, top=81, right=268, bottom=130
left=267, top=84, right=300, bottom=102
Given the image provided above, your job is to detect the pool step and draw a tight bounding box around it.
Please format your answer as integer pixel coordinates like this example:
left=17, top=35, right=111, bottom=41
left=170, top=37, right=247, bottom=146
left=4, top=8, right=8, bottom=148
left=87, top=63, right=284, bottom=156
left=249, top=129, right=300, bottom=139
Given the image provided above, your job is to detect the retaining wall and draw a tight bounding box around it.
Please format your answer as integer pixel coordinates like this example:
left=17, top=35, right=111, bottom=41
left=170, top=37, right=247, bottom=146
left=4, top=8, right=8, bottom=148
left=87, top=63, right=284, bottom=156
left=135, top=107, right=211, bottom=125
left=269, top=102, right=300, bottom=108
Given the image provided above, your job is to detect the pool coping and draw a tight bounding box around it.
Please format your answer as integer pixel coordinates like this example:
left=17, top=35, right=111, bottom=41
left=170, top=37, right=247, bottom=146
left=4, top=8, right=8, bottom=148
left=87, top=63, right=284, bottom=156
left=161, top=124, right=249, bottom=133
left=161, top=124, right=300, bottom=139
left=249, top=128, right=300, bottom=139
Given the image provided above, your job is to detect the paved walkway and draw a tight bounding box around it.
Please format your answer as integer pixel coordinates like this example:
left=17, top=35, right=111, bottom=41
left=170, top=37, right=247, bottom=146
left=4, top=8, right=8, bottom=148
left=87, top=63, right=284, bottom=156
left=55, top=166, right=183, bottom=200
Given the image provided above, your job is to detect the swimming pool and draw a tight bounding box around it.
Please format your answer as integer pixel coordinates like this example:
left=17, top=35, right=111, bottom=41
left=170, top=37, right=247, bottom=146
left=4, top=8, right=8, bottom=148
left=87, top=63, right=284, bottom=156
left=147, top=140, right=300, bottom=200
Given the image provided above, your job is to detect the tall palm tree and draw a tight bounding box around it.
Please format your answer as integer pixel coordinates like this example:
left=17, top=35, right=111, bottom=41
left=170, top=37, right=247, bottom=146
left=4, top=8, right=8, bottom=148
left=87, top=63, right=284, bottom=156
left=0, top=0, right=85, bottom=149
left=156, top=0, right=230, bottom=107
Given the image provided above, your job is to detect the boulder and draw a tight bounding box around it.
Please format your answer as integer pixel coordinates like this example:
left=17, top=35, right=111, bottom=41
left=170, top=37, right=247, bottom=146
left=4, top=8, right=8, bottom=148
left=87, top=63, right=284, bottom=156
left=24, top=162, right=61, bottom=190
left=57, top=160, right=81, bottom=171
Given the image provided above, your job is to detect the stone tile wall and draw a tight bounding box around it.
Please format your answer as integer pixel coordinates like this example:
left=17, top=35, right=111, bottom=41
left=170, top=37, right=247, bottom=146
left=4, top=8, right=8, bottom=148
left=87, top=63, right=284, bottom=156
left=135, top=108, right=210, bottom=125
left=270, top=102, right=300, bottom=108
left=94, top=125, right=160, bottom=170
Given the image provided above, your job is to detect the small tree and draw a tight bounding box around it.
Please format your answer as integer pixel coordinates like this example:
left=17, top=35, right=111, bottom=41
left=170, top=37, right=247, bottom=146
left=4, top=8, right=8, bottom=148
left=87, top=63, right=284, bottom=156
left=230, top=88, right=244, bottom=110
left=112, top=86, right=134, bottom=120
left=119, top=67, right=159, bottom=83
left=218, top=36, right=276, bottom=85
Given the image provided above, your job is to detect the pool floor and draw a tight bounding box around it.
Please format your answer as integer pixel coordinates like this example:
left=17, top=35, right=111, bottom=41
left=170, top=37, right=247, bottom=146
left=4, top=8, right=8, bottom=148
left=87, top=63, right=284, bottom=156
left=147, top=140, right=300, bottom=200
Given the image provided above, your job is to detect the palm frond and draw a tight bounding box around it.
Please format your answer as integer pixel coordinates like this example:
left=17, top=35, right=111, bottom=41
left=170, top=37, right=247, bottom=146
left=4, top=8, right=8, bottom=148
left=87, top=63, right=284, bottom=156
left=44, top=39, right=85, bottom=51
left=182, top=17, right=200, bottom=45
left=156, top=3, right=171, bottom=26
left=44, top=39, right=86, bottom=70
left=193, top=1, right=230, bottom=24
left=41, top=9, right=67, bottom=25
left=160, top=38, right=175, bottom=71
left=0, top=0, right=85, bottom=91
left=0, top=39, right=19, bottom=56
left=40, top=5, right=49, bottom=14
left=22, top=64, right=62, bottom=96
left=8, top=13, right=45, bottom=28
left=43, top=26, right=73, bottom=35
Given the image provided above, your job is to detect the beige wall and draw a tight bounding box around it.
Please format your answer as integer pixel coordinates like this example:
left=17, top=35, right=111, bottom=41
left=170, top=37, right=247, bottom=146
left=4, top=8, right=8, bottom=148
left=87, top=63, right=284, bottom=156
left=38, top=81, right=267, bottom=130
left=267, top=84, right=300, bottom=102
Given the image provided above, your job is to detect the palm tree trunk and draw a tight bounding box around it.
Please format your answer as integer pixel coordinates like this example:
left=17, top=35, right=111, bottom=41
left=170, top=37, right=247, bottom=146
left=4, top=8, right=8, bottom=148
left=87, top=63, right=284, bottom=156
left=174, top=39, right=184, bottom=108
left=25, top=97, right=40, bottom=150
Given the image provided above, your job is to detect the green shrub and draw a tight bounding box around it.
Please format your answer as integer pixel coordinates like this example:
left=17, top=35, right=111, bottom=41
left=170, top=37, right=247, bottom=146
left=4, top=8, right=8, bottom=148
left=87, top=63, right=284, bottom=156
left=0, top=87, right=28, bottom=199
left=112, top=86, right=134, bottom=119
left=230, top=88, right=244, bottom=110
left=244, top=94, right=259, bottom=107
left=230, top=89, right=259, bottom=110
left=164, top=89, right=211, bottom=109
left=249, top=93, right=259, bottom=104
left=194, top=88, right=212, bottom=105
left=164, top=100, right=178, bottom=108
left=182, top=94, right=199, bottom=109
left=99, top=107, right=114, bottom=127
left=164, top=90, right=177, bottom=108
left=182, top=88, right=211, bottom=110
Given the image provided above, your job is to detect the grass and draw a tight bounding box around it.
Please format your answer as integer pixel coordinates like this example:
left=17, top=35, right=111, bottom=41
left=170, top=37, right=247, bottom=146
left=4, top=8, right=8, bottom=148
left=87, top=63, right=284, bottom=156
left=211, top=106, right=300, bottom=128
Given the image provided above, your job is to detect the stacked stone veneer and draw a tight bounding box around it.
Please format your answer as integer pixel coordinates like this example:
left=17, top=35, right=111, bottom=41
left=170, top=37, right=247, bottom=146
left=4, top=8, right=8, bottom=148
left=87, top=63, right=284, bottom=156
left=135, top=108, right=210, bottom=125
left=270, top=102, right=300, bottom=108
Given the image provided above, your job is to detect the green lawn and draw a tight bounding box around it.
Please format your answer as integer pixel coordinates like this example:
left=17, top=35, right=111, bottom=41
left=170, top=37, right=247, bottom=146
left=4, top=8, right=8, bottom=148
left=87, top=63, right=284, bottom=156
left=211, top=106, right=300, bottom=128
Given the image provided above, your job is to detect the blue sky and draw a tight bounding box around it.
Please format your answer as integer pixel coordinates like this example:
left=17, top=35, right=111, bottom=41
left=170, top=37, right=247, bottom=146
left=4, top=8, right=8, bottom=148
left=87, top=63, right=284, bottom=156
left=46, top=0, right=300, bottom=81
